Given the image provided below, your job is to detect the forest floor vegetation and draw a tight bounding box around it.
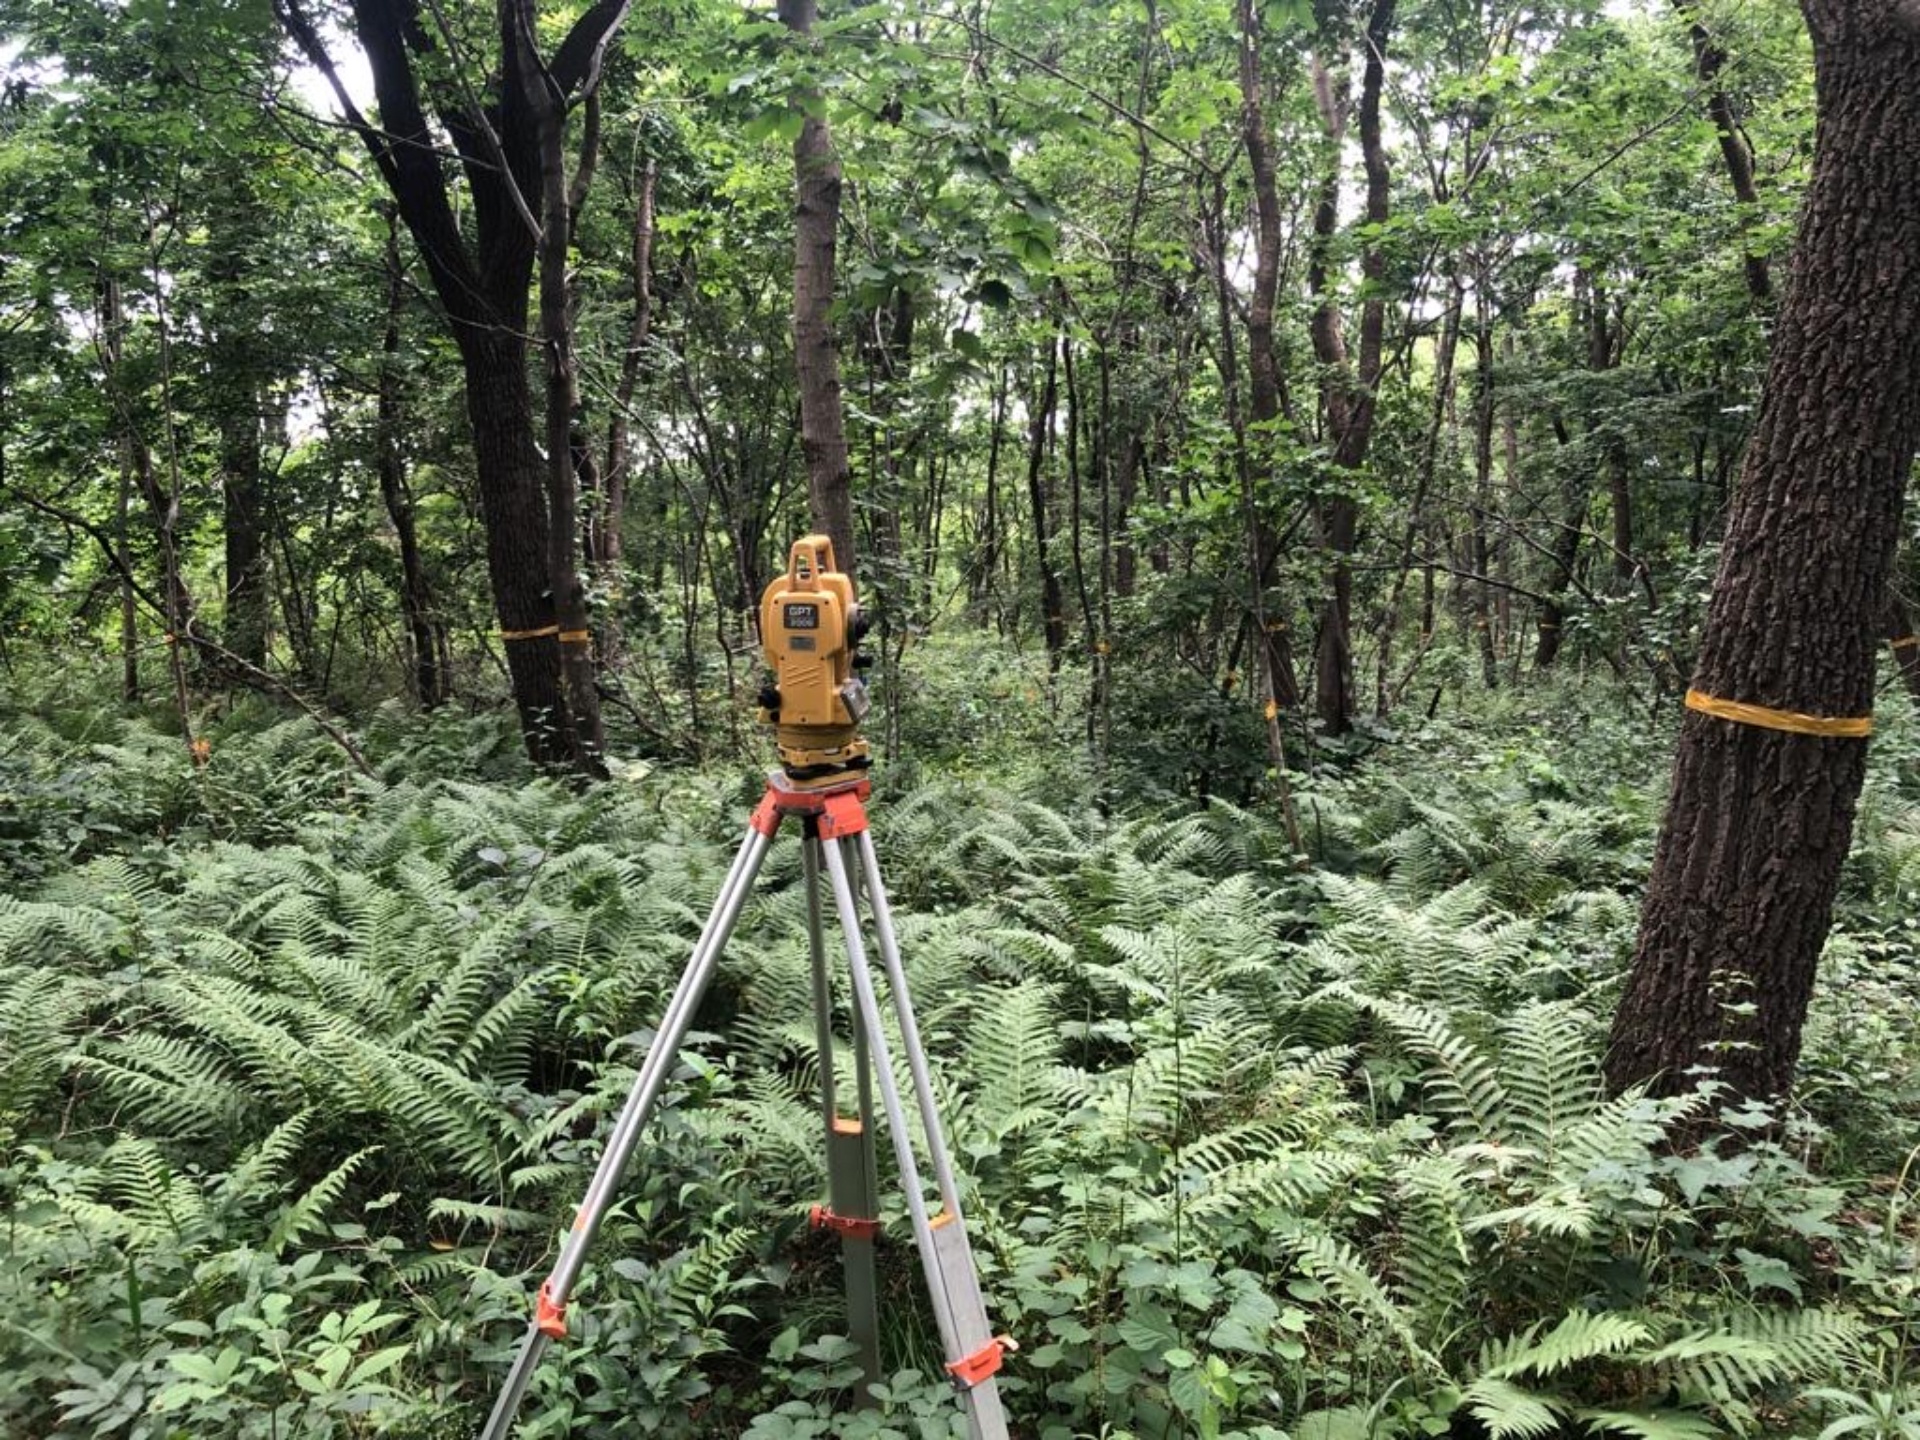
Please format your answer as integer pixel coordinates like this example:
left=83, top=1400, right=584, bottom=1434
left=4, top=666, right=1920, bottom=1440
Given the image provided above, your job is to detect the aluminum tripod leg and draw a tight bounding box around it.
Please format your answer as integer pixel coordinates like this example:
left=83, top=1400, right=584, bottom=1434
left=802, top=835, right=882, bottom=1401
left=820, top=840, right=1011, bottom=1440
left=478, top=824, right=774, bottom=1440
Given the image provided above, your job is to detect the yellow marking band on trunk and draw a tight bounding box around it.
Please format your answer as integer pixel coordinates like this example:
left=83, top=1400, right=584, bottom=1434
left=499, top=625, right=561, bottom=641
left=1684, top=688, right=1872, bottom=738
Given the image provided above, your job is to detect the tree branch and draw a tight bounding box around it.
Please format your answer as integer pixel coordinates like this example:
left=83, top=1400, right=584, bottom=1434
left=551, top=0, right=636, bottom=98
left=419, top=0, right=543, bottom=243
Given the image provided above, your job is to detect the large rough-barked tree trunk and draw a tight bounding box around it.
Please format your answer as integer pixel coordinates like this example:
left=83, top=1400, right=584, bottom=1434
left=1605, top=0, right=1920, bottom=1103
left=207, top=186, right=272, bottom=673
left=463, top=322, right=580, bottom=756
left=280, top=0, right=627, bottom=772
left=517, top=2, right=608, bottom=777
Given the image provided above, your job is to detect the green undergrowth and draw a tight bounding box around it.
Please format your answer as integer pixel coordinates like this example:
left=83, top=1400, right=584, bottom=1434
left=3, top=691, right=1920, bottom=1439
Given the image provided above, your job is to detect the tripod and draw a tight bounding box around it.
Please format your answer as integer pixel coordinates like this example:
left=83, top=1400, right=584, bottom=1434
left=480, top=772, right=1013, bottom=1440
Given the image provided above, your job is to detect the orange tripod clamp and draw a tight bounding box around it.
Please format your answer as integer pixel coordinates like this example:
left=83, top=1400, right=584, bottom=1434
left=809, top=1204, right=881, bottom=1240
left=534, top=1279, right=568, bottom=1339
left=947, top=1335, right=1015, bottom=1388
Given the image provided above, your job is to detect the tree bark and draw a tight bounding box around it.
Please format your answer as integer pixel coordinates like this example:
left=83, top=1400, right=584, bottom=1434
left=279, top=0, right=630, bottom=772
left=971, top=363, right=1008, bottom=622
left=1306, top=0, right=1396, bottom=737
left=599, top=155, right=656, bottom=589
left=1676, top=0, right=1774, bottom=304
left=207, top=186, right=272, bottom=673
left=1605, top=0, right=1920, bottom=1103
left=780, top=0, right=857, bottom=575
left=1025, top=337, right=1067, bottom=666
left=117, top=424, right=139, bottom=702
left=1235, top=0, right=1302, bottom=716
left=1375, top=295, right=1458, bottom=715
left=516, top=2, right=607, bottom=776
left=1469, top=292, right=1498, bottom=690
left=217, top=381, right=269, bottom=669
left=100, top=263, right=196, bottom=752
left=1536, top=278, right=1609, bottom=667
left=376, top=210, right=448, bottom=709
left=462, top=328, right=581, bottom=761
left=1579, top=273, right=1640, bottom=590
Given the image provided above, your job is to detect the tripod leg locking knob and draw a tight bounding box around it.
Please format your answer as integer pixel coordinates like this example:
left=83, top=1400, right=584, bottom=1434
left=535, top=1279, right=569, bottom=1339
left=946, top=1335, right=1016, bottom=1389
left=809, top=1204, right=881, bottom=1240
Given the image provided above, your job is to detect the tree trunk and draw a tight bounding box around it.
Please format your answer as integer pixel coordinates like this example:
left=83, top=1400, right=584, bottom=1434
left=463, top=326, right=579, bottom=766
left=972, top=363, right=1008, bottom=622
left=1025, top=338, right=1067, bottom=666
left=1235, top=0, right=1302, bottom=716
left=1115, top=426, right=1141, bottom=600
left=1306, top=0, right=1396, bottom=737
left=860, top=282, right=916, bottom=757
left=1377, top=293, right=1460, bottom=715
left=1536, top=282, right=1608, bottom=667
left=281, top=0, right=630, bottom=773
left=1470, top=296, right=1498, bottom=690
left=1062, top=329, right=1098, bottom=655
left=117, top=418, right=139, bottom=702
left=1585, top=275, right=1638, bottom=589
left=1605, top=0, right=1920, bottom=1103
left=377, top=212, right=448, bottom=709
left=518, top=10, right=607, bottom=776
left=218, top=382, right=269, bottom=669
left=1676, top=0, right=1774, bottom=304
left=102, top=269, right=196, bottom=699
left=207, top=190, right=272, bottom=673
left=780, top=0, right=857, bottom=574
left=598, top=155, right=656, bottom=595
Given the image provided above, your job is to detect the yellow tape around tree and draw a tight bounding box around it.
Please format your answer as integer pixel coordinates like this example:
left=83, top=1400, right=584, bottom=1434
left=498, top=624, right=561, bottom=641
left=1684, top=688, right=1872, bottom=738
left=557, top=629, right=592, bottom=644
left=1891, top=635, right=1920, bottom=650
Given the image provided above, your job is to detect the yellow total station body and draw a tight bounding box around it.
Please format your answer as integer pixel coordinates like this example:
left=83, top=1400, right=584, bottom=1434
left=758, top=535, right=872, bottom=782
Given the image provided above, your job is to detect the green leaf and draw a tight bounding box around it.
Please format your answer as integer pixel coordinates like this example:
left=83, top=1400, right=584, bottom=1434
left=1116, top=1306, right=1179, bottom=1355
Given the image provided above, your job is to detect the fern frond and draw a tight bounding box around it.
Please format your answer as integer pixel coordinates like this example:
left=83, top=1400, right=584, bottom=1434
left=1477, top=1311, right=1652, bottom=1381
left=1462, top=1377, right=1570, bottom=1440
left=268, top=1146, right=377, bottom=1253
left=1575, top=1409, right=1721, bottom=1440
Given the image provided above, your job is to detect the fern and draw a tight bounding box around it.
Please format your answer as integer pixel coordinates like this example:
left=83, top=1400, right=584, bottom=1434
left=967, top=981, right=1065, bottom=1143
left=1476, top=1311, right=1653, bottom=1381
left=269, top=1147, right=377, bottom=1253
